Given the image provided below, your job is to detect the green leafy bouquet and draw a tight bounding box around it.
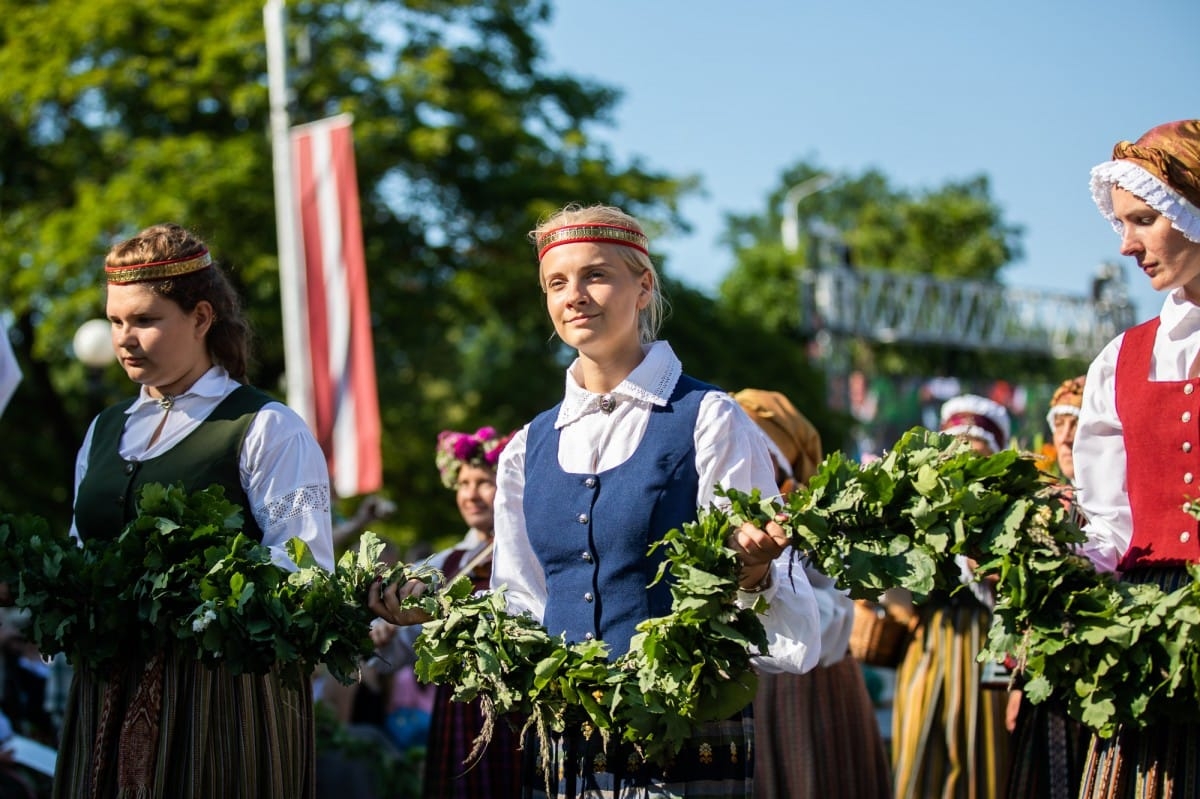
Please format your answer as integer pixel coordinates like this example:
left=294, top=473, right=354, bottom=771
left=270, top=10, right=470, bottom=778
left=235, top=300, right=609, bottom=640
left=723, top=427, right=1200, bottom=737
left=407, top=504, right=770, bottom=772
left=0, top=483, right=423, bottom=686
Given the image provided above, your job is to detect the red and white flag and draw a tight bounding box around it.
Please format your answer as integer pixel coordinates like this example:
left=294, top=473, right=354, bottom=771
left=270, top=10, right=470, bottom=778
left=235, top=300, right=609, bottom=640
left=0, top=318, right=20, bottom=419
left=287, top=114, right=382, bottom=497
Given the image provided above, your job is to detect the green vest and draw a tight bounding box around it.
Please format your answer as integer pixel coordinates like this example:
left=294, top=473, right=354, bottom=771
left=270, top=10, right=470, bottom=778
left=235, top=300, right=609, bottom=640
left=73, top=385, right=273, bottom=542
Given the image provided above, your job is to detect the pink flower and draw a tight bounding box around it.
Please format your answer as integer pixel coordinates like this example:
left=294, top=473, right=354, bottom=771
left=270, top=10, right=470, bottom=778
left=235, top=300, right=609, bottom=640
left=452, top=434, right=477, bottom=462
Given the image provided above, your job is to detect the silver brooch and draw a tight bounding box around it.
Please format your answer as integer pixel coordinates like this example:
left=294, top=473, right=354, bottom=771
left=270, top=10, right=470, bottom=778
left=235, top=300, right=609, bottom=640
left=598, top=394, right=615, bottom=414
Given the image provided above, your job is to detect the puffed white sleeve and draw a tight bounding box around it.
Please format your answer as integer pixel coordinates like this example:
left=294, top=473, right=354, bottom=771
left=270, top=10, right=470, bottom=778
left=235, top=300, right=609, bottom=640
left=804, top=564, right=856, bottom=666
left=1073, top=335, right=1130, bottom=574
left=239, top=402, right=335, bottom=571
left=68, top=417, right=99, bottom=542
left=694, top=392, right=822, bottom=674
left=489, top=425, right=548, bottom=623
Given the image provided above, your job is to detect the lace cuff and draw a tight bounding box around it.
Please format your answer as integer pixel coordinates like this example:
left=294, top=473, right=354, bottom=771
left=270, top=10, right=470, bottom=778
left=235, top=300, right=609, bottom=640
left=254, top=483, right=332, bottom=532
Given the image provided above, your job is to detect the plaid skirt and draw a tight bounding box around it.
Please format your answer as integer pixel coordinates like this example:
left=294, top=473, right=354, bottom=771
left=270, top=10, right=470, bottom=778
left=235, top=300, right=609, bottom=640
left=52, top=646, right=315, bottom=799
left=421, top=685, right=523, bottom=799
left=523, top=710, right=755, bottom=798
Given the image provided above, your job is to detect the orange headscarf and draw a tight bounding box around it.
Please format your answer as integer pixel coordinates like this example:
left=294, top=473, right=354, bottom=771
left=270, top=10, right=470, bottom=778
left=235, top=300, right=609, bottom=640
left=733, top=388, right=823, bottom=487
left=1111, top=120, right=1200, bottom=209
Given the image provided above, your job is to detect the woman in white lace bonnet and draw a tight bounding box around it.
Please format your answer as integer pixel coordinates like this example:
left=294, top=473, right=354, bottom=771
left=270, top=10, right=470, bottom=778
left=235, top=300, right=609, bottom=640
left=56, top=223, right=334, bottom=798
left=938, top=392, right=1011, bottom=455
left=1073, top=120, right=1200, bottom=797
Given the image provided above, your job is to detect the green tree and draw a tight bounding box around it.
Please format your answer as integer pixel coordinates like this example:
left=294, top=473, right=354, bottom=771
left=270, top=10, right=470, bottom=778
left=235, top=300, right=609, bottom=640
left=0, top=0, right=702, bottom=547
left=719, top=161, right=1023, bottom=335
left=718, top=160, right=1091, bottom=454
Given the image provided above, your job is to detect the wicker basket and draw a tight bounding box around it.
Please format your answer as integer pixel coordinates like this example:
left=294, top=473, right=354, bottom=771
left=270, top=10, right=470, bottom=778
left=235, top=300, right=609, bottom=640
left=849, top=599, right=916, bottom=668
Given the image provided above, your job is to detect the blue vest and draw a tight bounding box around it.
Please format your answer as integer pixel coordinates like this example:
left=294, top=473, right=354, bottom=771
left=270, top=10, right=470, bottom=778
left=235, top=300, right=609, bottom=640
left=523, top=375, right=714, bottom=657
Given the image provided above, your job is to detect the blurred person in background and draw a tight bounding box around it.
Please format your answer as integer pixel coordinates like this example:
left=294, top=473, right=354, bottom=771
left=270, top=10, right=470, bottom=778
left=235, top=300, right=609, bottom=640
left=372, top=426, right=523, bottom=799
left=891, top=394, right=1012, bottom=799
left=1004, top=376, right=1088, bottom=799
left=734, top=388, right=892, bottom=799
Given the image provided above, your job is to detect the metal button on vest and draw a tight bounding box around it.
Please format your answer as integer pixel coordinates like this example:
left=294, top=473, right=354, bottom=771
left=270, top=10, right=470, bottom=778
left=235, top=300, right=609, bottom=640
left=124, top=462, right=135, bottom=475
left=1185, top=442, right=1193, bottom=453
left=1186, top=473, right=1195, bottom=484
left=584, top=592, right=593, bottom=602
left=1186, top=412, right=1194, bottom=423
left=584, top=477, right=597, bottom=488
left=581, top=551, right=593, bottom=562
left=1187, top=384, right=1195, bottom=395
left=577, top=513, right=589, bottom=524
left=1183, top=532, right=1191, bottom=543
left=584, top=632, right=594, bottom=641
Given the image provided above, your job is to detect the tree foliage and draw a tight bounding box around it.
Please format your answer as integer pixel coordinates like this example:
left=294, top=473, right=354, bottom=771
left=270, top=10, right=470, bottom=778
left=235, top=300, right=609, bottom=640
left=0, top=0, right=717, bottom=545
left=719, top=161, right=1024, bottom=336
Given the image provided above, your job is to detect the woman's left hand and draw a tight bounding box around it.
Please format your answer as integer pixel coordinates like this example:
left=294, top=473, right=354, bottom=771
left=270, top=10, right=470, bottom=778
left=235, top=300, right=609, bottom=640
left=368, top=577, right=434, bottom=627
left=728, top=516, right=790, bottom=591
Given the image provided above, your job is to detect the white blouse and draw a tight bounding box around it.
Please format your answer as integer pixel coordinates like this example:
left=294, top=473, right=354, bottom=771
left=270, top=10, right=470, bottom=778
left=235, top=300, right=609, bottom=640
left=71, top=366, right=335, bottom=570
left=1075, top=290, right=1200, bottom=573
left=491, top=341, right=822, bottom=674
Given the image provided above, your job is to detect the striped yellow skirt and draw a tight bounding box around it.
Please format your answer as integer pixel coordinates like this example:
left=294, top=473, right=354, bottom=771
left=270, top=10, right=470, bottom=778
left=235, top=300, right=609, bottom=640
left=891, top=598, right=1009, bottom=799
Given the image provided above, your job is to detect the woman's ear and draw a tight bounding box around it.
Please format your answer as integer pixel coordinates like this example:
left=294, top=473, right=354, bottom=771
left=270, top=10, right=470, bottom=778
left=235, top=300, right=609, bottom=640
left=192, top=300, right=215, bottom=338
left=636, top=271, right=653, bottom=308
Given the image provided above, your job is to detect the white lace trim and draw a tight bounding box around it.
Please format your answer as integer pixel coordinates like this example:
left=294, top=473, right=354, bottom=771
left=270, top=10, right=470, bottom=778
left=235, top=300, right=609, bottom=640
left=1090, top=160, right=1200, bottom=243
left=255, top=484, right=332, bottom=531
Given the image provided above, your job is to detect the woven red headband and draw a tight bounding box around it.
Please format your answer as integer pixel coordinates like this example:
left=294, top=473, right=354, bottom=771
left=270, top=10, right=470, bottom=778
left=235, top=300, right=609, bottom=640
left=536, top=223, right=649, bottom=260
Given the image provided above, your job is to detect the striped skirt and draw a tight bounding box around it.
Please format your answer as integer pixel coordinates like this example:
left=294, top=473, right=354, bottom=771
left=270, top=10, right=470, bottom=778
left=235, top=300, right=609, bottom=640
left=1078, top=568, right=1200, bottom=799
left=52, top=647, right=315, bottom=799
left=753, top=657, right=892, bottom=798
left=524, top=711, right=755, bottom=798
left=891, top=597, right=1010, bottom=799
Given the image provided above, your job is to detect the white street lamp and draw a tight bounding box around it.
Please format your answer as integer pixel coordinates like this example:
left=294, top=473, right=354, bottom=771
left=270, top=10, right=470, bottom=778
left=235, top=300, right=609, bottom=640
left=73, top=319, right=114, bottom=368
left=781, top=174, right=836, bottom=254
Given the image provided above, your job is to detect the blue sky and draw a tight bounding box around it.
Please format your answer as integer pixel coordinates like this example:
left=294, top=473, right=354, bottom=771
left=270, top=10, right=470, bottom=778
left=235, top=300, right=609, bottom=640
left=541, top=1, right=1200, bottom=324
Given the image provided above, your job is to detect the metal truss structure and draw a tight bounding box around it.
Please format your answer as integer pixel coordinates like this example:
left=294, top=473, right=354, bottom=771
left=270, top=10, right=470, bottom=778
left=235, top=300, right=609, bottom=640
left=797, top=261, right=1137, bottom=360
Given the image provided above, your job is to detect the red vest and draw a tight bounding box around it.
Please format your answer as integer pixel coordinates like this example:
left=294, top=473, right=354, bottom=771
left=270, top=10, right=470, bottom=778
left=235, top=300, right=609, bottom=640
left=1115, top=318, right=1200, bottom=569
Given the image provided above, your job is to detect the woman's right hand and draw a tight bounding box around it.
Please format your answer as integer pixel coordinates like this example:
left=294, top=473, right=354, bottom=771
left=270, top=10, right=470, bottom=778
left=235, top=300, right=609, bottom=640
left=368, top=577, right=434, bottom=627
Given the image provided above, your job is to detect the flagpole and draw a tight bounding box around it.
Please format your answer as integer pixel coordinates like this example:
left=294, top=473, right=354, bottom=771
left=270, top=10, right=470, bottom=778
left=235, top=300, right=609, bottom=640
left=264, top=0, right=313, bottom=425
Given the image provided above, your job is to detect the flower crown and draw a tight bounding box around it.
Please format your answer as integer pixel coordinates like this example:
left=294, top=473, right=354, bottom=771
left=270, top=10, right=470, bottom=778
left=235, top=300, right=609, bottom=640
left=435, top=426, right=514, bottom=489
